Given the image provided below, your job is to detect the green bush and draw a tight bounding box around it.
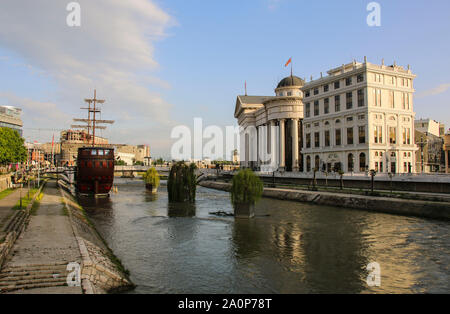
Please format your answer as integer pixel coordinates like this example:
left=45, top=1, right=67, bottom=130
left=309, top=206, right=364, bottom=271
left=167, top=162, right=197, bottom=203
left=231, top=169, right=263, bottom=207
left=142, top=167, right=160, bottom=188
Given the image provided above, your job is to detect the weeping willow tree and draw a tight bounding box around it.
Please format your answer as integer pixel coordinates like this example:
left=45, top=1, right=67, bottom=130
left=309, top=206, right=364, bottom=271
left=167, top=162, right=197, bottom=203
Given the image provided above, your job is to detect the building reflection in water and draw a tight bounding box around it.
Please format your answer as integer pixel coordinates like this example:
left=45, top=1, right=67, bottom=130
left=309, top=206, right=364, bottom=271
left=231, top=198, right=370, bottom=293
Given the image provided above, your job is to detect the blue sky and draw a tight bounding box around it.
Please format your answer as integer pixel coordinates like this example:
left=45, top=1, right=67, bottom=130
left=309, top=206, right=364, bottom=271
left=0, top=0, right=450, bottom=158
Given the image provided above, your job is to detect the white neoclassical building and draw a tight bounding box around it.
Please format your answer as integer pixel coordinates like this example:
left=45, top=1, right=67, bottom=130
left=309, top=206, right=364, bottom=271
left=234, top=75, right=305, bottom=172
left=235, top=58, right=419, bottom=174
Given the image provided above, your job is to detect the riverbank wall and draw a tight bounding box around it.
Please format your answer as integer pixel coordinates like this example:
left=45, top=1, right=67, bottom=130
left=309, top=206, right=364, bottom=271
left=58, top=181, right=134, bottom=294
left=199, top=180, right=450, bottom=221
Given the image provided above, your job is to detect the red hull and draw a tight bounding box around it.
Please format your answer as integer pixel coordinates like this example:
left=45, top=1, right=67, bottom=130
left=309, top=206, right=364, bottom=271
left=76, top=147, right=115, bottom=195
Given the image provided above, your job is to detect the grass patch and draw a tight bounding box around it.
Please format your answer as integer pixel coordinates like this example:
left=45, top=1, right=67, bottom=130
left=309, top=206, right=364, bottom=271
left=13, top=188, right=39, bottom=210
left=0, top=188, right=15, bottom=201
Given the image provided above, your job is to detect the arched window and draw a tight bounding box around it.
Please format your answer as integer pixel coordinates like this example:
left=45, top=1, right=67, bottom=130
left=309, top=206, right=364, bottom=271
left=306, top=156, right=311, bottom=172
left=359, top=153, right=366, bottom=172
left=315, top=155, right=320, bottom=170
left=348, top=153, right=354, bottom=172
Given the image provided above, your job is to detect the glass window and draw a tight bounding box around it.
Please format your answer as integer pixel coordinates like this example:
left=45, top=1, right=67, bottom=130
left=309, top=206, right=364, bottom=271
left=335, top=129, right=341, bottom=146
left=389, top=127, right=397, bottom=144
left=305, top=103, right=310, bottom=118
left=357, top=89, right=364, bottom=107
left=334, top=81, right=340, bottom=89
left=324, top=98, right=329, bottom=114
left=346, top=92, right=353, bottom=109
left=359, top=153, right=366, bottom=172
left=306, top=133, right=311, bottom=148
left=324, top=84, right=329, bottom=92
left=335, top=95, right=341, bottom=112
left=306, top=156, right=311, bottom=172
left=359, top=126, right=366, bottom=144
left=347, top=127, right=354, bottom=145
left=314, top=132, right=320, bottom=148
left=98, top=150, right=104, bottom=156
left=346, top=77, right=352, bottom=86
left=91, top=149, right=97, bottom=155
left=348, top=153, right=354, bottom=172
left=314, top=101, right=319, bottom=116
left=325, top=130, right=330, bottom=147
left=357, top=74, right=364, bottom=83
left=314, top=88, right=319, bottom=95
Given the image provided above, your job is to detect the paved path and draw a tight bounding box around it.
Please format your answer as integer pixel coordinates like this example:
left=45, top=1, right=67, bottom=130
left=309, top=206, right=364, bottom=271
left=0, top=181, right=83, bottom=294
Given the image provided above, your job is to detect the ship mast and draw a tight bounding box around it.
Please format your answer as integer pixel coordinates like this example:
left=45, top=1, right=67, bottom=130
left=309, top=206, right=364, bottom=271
left=71, top=89, right=114, bottom=146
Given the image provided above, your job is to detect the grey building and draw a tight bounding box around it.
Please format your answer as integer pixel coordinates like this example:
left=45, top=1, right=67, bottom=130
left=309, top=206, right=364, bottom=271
left=0, top=105, right=23, bottom=136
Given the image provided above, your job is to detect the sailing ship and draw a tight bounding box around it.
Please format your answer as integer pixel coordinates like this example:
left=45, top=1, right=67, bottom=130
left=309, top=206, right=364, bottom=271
left=71, top=90, right=115, bottom=196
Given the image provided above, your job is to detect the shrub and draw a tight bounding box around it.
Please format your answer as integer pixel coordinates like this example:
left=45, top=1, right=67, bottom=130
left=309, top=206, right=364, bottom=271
left=142, top=167, right=160, bottom=188
left=230, top=169, right=263, bottom=207
left=167, top=162, right=197, bottom=203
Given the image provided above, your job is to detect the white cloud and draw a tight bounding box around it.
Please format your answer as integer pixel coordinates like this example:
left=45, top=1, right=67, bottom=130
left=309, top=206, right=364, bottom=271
left=0, top=0, right=177, bottom=155
left=416, top=83, right=450, bottom=98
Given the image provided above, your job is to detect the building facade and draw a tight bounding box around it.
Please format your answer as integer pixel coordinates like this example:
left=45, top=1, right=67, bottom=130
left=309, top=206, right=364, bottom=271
left=414, top=119, right=444, bottom=138
left=235, top=58, right=419, bottom=174
left=234, top=76, right=304, bottom=172
left=0, top=106, right=23, bottom=136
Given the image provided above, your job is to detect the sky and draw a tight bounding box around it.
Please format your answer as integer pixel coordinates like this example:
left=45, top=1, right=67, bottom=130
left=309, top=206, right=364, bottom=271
left=0, top=0, right=449, bottom=158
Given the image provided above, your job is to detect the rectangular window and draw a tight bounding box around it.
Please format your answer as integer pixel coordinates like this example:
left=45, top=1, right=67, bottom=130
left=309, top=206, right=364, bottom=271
left=374, top=89, right=381, bottom=107
left=402, top=93, right=406, bottom=109
left=403, top=128, right=411, bottom=145
left=305, top=90, right=310, bottom=97
left=335, top=129, right=341, bottom=146
left=314, top=132, right=320, bottom=148
left=287, top=91, right=292, bottom=96
left=374, top=126, right=383, bottom=144
left=389, top=127, right=397, bottom=144
left=335, top=95, right=341, bottom=112
left=357, top=74, right=364, bottom=83
left=324, top=84, right=329, bottom=92
left=346, top=92, right=353, bottom=110
left=334, top=81, right=340, bottom=89
left=324, top=98, right=329, bottom=114
left=314, top=88, right=319, bottom=95
left=346, top=77, right=352, bottom=86
left=359, top=126, right=366, bottom=144
left=325, top=130, right=330, bottom=147
left=306, top=133, right=311, bottom=148
left=314, top=101, right=319, bottom=116
left=305, top=103, right=310, bottom=118
left=347, top=127, right=354, bottom=145
left=357, top=89, right=364, bottom=107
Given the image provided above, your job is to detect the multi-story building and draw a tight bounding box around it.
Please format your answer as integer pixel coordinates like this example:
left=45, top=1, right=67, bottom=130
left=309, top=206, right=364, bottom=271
left=414, top=119, right=443, bottom=138
left=301, top=58, right=418, bottom=174
left=414, top=130, right=444, bottom=173
left=0, top=105, right=23, bottom=136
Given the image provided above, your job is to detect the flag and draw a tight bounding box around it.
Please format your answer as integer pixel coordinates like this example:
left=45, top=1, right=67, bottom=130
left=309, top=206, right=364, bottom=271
left=285, top=58, right=292, bottom=67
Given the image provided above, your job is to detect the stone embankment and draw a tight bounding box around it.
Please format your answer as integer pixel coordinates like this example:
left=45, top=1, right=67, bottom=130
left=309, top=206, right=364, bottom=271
left=199, top=180, right=450, bottom=221
left=59, top=182, right=134, bottom=294
left=0, top=180, right=134, bottom=294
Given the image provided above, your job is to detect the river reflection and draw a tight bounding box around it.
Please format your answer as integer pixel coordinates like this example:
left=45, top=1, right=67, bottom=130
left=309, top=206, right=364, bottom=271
left=81, top=178, right=450, bottom=294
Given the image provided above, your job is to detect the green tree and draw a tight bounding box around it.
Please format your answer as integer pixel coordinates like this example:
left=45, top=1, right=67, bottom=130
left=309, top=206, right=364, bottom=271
left=167, top=162, right=197, bottom=203
left=0, top=128, right=27, bottom=165
left=230, top=169, right=263, bottom=207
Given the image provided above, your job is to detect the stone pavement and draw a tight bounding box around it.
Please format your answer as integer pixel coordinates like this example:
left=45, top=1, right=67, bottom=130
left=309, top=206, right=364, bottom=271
left=0, top=181, right=83, bottom=294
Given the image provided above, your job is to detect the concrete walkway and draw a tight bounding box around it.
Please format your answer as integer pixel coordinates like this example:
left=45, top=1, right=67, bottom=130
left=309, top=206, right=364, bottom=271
left=0, top=181, right=83, bottom=294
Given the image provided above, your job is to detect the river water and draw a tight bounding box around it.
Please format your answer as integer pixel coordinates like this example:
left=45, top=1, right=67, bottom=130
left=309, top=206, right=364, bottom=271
left=79, top=178, right=450, bottom=294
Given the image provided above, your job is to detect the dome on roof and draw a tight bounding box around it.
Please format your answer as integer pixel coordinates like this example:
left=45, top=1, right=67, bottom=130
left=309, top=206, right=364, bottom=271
left=277, top=75, right=305, bottom=88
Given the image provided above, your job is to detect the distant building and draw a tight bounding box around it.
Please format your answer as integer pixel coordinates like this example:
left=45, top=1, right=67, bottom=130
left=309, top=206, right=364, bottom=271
left=415, top=130, right=444, bottom=173
left=0, top=105, right=23, bottom=136
left=414, top=119, right=443, bottom=138
left=116, top=152, right=135, bottom=165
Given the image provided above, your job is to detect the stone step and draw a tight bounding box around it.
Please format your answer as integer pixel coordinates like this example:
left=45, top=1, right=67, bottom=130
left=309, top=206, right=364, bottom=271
left=0, top=281, right=68, bottom=293
left=3, top=210, right=26, bottom=234
left=0, top=271, right=69, bottom=281
left=3, top=262, right=71, bottom=271
left=0, top=276, right=67, bottom=288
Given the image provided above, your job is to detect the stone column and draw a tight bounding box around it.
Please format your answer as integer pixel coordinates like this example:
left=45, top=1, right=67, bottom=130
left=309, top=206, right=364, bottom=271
left=279, top=119, right=286, bottom=171
left=270, top=120, right=277, bottom=171
left=445, top=149, right=449, bottom=174
left=292, top=118, right=299, bottom=172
